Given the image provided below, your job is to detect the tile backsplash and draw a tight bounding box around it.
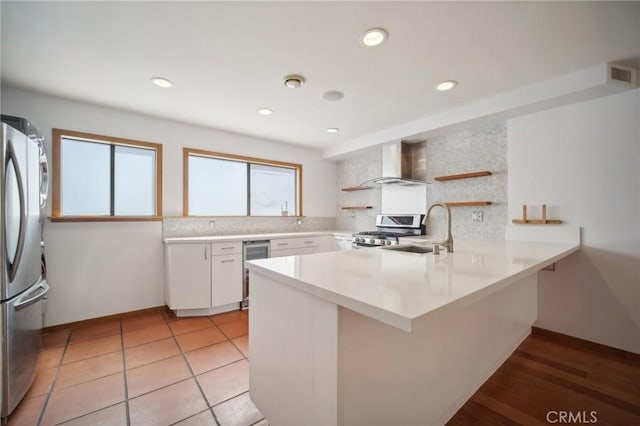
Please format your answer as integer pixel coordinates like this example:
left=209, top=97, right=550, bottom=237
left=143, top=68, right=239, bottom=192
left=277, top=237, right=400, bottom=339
left=425, top=123, right=507, bottom=240
left=335, top=148, right=381, bottom=231
left=163, top=216, right=337, bottom=238
left=333, top=123, right=507, bottom=239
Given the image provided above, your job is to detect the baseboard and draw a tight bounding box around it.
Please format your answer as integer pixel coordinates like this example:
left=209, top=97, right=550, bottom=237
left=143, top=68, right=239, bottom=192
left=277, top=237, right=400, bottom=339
left=531, top=326, right=640, bottom=364
left=43, top=305, right=170, bottom=333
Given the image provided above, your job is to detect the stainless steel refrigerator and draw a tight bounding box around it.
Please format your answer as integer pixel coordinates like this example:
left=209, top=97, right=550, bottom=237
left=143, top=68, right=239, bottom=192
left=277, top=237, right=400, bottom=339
left=1, top=115, right=49, bottom=420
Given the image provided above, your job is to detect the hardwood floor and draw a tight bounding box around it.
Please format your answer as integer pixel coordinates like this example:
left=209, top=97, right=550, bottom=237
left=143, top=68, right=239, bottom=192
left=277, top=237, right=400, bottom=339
left=20, top=309, right=640, bottom=425
left=448, top=327, right=640, bottom=425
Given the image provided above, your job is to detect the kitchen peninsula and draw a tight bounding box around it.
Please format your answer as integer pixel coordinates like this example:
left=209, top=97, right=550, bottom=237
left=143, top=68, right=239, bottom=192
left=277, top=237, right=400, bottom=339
left=247, top=237, right=580, bottom=425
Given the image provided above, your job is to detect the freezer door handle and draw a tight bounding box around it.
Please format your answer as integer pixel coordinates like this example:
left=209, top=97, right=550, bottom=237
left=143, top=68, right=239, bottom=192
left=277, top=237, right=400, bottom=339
left=14, top=280, right=49, bottom=311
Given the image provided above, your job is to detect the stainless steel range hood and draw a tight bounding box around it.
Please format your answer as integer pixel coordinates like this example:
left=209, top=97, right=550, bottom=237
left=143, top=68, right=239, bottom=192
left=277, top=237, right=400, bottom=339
left=360, top=141, right=428, bottom=187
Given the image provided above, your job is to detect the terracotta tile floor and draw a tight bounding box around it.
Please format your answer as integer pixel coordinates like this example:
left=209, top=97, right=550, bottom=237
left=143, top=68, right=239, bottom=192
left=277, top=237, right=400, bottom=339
left=8, top=308, right=265, bottom=426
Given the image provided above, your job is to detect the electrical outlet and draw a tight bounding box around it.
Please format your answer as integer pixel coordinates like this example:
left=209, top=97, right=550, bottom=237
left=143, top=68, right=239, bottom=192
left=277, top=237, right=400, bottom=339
left=472, top=211, right=483, bottom=222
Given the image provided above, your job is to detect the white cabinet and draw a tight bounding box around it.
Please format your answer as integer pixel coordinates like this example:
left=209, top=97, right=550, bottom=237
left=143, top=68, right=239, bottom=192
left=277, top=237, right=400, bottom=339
left=317, top=235, right=335, bottom=252
left=165, top=240, right=242, bottom=316
left=270, top=247, right=319, bottom=258
left=165, top=243, right=210, bottom=310
left=271, top=236, right=321, bottom=258
left=165, top=233, right=349, bottom=315
left=333, top=235, right=353, bottom=251
left=211, top=241, right=242, bottom=255
left=211, top=243, right=242, bottom=307
left=270, top=235, right=352, bottom=257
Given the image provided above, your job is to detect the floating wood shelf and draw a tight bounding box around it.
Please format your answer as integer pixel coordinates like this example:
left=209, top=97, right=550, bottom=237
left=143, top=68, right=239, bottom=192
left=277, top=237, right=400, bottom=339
left=341, top=206, right=373, bottom=210
left=512, top=204, right=562, bottom=225
left=444, top=201, right=492, bottom=207
left=341, top=186, right=370, bottom=192
left=512, top=219, right=562, bottom=224
left=434, top=171, right=492, bottom=182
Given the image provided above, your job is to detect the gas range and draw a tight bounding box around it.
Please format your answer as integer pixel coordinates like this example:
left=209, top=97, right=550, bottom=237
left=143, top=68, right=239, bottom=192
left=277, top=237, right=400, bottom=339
left=352, top=214, right=425, bottom=248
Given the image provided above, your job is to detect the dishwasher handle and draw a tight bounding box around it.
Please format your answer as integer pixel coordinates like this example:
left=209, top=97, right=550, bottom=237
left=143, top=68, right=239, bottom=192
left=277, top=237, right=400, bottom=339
left=243, top=240, right=271, bottom=260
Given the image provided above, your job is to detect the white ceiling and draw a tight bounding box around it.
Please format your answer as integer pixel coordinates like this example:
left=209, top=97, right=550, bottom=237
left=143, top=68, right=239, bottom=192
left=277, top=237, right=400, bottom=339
left=2, top=1, right=639, bottom=152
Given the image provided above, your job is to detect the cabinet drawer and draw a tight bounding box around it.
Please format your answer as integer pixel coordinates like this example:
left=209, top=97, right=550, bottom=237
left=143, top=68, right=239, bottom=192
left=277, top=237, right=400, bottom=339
left=270, top=247, right=319, bottom=258
left=271, top=236, right=320, bottom=251
left=211, top=241, right=242, bottom=255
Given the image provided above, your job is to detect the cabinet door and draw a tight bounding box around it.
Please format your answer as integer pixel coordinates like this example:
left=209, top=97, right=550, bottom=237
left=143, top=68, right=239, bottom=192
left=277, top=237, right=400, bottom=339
left=165, top=243, right=211, bottom=309
left=316, top=235, right=335, bottom=252
left=211, top=253, right=243, bottom=307
left=332, top=237, right=353, bottom=251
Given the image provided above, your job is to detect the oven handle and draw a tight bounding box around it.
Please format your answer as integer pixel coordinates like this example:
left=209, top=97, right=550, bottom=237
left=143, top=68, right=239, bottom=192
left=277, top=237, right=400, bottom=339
left=352, top=243, right=378, bottom=249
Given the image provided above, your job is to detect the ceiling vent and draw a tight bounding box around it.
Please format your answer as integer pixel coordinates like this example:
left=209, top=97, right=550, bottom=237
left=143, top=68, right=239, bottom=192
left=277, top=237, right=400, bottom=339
left=607, top=63, right=636, bottom=88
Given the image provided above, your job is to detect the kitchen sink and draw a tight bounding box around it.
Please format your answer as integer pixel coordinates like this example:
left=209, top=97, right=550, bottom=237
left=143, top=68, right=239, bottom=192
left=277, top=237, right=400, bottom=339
left=381, top=244, right=434, bottom=254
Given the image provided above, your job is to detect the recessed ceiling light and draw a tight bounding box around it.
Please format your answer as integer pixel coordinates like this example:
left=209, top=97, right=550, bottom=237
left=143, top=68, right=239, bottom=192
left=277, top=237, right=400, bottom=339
left=360, top=28, right=387, bottom=47
left=323, top=90, right=344, bottom=101
left=257, top=108, right=273, bottom=116
left=283, top=75, right=305, bottom=89
left=327, top=128, right=340, bottom=134
left=151, top=77, right=173, bottom=88
left=434, top=80, right=458, bottom=92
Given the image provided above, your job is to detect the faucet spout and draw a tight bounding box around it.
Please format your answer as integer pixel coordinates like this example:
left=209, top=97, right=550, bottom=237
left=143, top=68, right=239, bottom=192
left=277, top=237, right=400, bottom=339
left=423, top=203, right=454, bottom=253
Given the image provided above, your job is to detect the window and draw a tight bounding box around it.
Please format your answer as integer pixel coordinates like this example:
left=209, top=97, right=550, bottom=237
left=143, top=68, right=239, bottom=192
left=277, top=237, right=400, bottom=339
left=183, top=148, right=302, bottom=216
left=52, top=129, right=162, bottom=221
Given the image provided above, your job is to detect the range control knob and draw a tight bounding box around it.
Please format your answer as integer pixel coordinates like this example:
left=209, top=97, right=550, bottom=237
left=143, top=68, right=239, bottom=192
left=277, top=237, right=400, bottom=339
left=385, top=240, right=392, bottom=245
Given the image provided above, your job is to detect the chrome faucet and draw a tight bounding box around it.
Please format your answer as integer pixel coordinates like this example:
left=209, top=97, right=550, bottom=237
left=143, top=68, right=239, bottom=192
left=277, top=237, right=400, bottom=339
left=423, top=203, right=454, bottom=253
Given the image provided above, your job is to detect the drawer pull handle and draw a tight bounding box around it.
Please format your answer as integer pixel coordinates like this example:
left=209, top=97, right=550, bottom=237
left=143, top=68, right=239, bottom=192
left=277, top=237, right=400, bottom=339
left=304, top=241, right=314, bottom=244
left=221, top=259, right=235, bottom=263
left=277, top=243, right=288, bottom=246
left=221, top=247, right=235, bottom=250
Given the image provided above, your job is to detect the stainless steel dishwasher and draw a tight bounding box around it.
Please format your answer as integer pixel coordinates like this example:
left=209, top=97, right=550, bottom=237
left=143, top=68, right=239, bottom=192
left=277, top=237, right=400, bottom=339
left=242, top=240, right=270, bottom=309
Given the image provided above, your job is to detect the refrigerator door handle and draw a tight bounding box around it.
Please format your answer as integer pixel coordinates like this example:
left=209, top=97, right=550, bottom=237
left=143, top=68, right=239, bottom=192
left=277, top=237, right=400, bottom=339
left=4, top=139, right=27, bottom=282
left=39, top=144, right=49, bottom=211
left=14, top=280, right=49, bottom=311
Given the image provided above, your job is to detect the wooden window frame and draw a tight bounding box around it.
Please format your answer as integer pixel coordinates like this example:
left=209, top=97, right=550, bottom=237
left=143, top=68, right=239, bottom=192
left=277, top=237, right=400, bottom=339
left=51, top=129, right=163, bottom=222
left=183, top=147, right=303, bottom=217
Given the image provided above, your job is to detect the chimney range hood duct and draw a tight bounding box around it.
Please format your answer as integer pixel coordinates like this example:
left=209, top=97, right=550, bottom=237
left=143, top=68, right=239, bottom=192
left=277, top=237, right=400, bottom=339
left=360, top=141, right=428, bottom=187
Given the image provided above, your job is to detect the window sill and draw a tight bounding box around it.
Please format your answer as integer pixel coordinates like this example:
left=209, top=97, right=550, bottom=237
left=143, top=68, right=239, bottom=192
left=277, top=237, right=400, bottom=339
left=49, top=216, right=163, bottom=222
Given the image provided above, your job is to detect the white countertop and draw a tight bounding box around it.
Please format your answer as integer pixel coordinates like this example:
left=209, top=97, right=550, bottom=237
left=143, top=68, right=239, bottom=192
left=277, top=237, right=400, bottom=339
left=164, top=230, right=355, bottom=244
left=247, top=240, right=580, bottom=332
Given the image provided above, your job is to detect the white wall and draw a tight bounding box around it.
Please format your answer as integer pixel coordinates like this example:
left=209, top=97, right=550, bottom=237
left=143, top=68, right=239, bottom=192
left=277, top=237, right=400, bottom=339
left=1, top=86, right=337, bottom=326
left=508, top=89, right=640, bottom=353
